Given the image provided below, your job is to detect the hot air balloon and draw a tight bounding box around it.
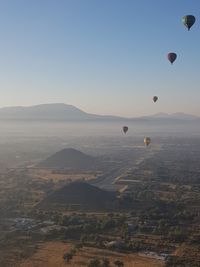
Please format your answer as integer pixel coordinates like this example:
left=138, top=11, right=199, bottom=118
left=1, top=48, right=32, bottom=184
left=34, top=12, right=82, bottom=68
left=144, top=137, right=151, bottom=146
left=167, top=52, right=177, bottom=64
left=182, top=15, right=195, bottom=31
left=153, top=96, right=158, bottom=103
left=123, top=126, right=128, bottom=134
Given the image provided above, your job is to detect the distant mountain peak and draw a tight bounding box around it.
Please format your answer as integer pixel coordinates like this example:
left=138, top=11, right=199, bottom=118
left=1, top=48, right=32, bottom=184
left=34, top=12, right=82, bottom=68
left=151, top=112, right=170, bottom=118
left=0, top=103, right=89, bottom=120
left=149, top=112, right=199, bottom=120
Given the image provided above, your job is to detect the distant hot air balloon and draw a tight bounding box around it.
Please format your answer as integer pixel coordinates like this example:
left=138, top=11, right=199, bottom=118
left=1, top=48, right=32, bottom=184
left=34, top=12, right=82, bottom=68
left=153, top=96, right=158, bottom=103
left=123, top=126, right=128, bottom=134
left=167, top=52, right=177, bottom=64
left=182, top=15, right=196, bottom=31
left=144, top=137, right=151, bottom=146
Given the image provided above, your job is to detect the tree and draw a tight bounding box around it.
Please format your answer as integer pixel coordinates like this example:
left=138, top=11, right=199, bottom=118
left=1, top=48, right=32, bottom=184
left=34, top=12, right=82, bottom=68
left=80, top=234, right=87, bottom=245
left=63, top=252, right=73, bottom=263
left=114, top=260, right=124, bottom=267
left=88, top=258, right=101, bottom=267
left=70, top=248, right=76, bottom=255
left=75, top=243, right=82, bottom=250
left=102, top=258, right=110, bottom=267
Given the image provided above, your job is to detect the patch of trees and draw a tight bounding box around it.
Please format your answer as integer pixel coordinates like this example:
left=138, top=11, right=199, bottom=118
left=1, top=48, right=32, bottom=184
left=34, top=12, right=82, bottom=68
left=165, top=256, right=200, bottom=267
left=60, top=214, right=127, bottom=238
left=87, top=258, right=124, bottom=267
left=63, top=245, right=79, bottom=263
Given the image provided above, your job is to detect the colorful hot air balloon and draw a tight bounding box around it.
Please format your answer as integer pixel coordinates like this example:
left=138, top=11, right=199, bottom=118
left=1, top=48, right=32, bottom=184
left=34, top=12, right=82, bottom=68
left=182, top=15, right=196, bottom=31
left=144, top=137, right=151, bottom=146
left=153, top=96, right=158, bottom=103
left=123, top=126, right=128, bottom=134
left=167, top=52, right=177, bottom=64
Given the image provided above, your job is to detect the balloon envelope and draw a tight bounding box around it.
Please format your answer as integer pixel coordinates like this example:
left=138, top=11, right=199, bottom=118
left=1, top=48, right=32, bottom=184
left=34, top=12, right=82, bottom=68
left=167, top=52, right=177, bottom=64
left=123, top=126, right=128, bottom=134
left=182, top=15, right=195, bottom=30
left=144, top=137, right=151, bottom=146
left=153, top=96, right=158, bottom=102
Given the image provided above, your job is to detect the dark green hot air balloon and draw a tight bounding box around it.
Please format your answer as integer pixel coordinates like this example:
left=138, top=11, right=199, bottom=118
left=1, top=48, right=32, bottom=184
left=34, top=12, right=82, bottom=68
left=167, top=52, right=177, bottom=64
left=123, top=126, right=128, bottom=134
left=153, top=96, right=158, bottom=103
left=182, top=15, right=196, bottom=30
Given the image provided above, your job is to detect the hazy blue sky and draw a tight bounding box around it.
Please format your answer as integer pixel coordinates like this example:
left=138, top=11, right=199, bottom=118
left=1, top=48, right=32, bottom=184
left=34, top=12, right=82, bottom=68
left=0, top=0, right=200, bottom=116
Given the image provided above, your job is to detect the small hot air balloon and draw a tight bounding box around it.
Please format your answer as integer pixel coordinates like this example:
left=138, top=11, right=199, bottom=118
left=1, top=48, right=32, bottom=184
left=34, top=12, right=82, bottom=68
left=167, top=52, right=177, bottom=64
left=123, top=126, right=128, bottom=134
left=153, top=96, right=158, bottom=103
left=144, top=137, right=151, bottom=146
left=182, top=15, right=195, bottom=31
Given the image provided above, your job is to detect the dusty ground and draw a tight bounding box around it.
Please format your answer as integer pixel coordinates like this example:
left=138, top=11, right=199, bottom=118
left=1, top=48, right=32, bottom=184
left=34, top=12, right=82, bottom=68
left=28, top=168, right=97, bottom=183
left=173, top=243, right=200, bottom=258
left=20, top=241, right=165, bottom=267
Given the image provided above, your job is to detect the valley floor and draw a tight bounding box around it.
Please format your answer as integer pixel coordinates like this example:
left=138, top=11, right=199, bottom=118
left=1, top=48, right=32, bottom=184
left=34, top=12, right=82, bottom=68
left=19, top=241, right=164, bottom=267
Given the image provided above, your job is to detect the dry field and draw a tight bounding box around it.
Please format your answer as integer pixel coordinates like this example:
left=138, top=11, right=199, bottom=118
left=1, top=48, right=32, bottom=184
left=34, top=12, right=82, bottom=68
left=28, top=168, right=98, bottom=183
left=173, top=243, right=200, bottom=259
left=20, top=241, right=164, bottom=267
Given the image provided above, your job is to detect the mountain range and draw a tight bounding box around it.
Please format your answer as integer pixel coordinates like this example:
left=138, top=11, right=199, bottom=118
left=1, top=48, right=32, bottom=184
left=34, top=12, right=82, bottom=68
left=0, top=103, right=198, bottom=121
